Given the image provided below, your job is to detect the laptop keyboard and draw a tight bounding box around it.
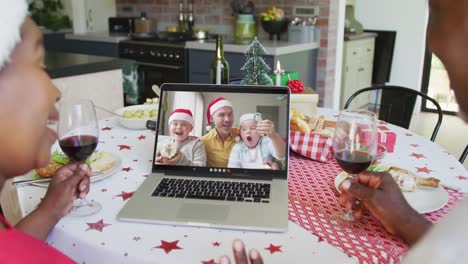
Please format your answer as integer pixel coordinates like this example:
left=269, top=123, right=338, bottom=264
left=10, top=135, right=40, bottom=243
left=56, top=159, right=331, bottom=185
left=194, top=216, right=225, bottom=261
left=151, top=178, right=271, bottom=203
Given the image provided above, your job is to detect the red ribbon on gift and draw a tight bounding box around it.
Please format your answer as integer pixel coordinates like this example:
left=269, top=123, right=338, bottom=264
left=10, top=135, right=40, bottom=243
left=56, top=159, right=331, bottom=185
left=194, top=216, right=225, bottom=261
left=287, top=80, right=305, bottom=93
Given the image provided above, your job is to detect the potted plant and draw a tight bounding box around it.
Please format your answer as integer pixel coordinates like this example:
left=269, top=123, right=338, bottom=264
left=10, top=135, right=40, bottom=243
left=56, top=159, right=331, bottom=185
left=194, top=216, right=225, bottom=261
left=230, top=0, right=256, bottom=44
left=29, top=0, right=71, bottom=32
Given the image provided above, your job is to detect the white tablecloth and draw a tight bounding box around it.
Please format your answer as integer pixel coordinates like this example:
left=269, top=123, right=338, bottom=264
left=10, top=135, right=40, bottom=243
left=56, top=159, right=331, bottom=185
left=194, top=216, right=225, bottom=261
left=14, top=117, right=354, bottom=264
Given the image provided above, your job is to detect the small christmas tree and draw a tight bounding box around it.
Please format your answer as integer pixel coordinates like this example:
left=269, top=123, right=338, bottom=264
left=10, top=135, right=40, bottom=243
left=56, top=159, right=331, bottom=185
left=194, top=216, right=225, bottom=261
left=240, top=37, right=273, bottom=85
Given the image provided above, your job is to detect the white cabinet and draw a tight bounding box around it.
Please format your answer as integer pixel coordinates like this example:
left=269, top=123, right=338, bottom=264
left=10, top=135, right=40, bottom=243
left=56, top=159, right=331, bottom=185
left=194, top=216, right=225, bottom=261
left=340, top=36, right=376, bottom=109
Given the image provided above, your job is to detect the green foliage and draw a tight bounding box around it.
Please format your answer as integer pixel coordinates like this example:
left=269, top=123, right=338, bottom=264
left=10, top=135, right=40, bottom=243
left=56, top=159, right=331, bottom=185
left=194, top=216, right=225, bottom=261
left=29, top=0, right=71, bottom=32
left=240, top=37, right=273, bottom=86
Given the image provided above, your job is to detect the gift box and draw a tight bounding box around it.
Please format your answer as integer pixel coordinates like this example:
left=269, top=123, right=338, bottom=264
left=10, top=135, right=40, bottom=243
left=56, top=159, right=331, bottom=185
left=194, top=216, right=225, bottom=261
left=290, top=87, right=318, bottom=118
left=289, top=131, right=333, bottom=162
left=269, top=71, right=299, bottom=86
left=377, top=125, right=396, bottom=153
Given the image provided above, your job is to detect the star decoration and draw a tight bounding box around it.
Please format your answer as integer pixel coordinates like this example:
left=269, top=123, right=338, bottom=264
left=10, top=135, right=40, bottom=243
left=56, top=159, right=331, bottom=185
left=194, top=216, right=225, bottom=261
left=101, top=127, right=112, bottom=131
left=133, top=236, right=141, bottom=241
left=410, top=144, right=419, bottom=147
left=410, top=153, right=426, bottom=159
left=124, top=253, right=128, bottom=257
left=101, top=188, right=107, bottom=192
left=153, top=240, right=182, bottom=254
left=416, top=167, right=432, bottom=174
left=201, top=259, right=217, bottom=264
left=133, top=159, right=138, bottom=162
left=137, top=135, right=146, bottom=140
left=115, top=191, right=135, bottom=201
left=117, top=145, right=131, bottom=150
left=265, top=244, right=282, bottom=254
left=122, top=167, right=132, bottom=172
left=457, top=176, right=468, bottom=181
left=86, top=219, right=111, bottom=232
left=212, top=241, right=220, bottom=247
left=405, top=133, right=413, bottom=136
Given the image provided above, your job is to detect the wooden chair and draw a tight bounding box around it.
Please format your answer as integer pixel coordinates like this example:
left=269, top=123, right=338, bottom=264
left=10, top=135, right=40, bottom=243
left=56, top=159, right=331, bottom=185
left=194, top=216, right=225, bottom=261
left=344, top=85, right=443, bottom=142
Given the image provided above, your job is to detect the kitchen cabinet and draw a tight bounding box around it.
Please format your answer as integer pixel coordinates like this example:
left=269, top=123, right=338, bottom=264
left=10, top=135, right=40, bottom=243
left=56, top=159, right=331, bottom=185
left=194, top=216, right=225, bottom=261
left=340, top=35, right=376, bottom=109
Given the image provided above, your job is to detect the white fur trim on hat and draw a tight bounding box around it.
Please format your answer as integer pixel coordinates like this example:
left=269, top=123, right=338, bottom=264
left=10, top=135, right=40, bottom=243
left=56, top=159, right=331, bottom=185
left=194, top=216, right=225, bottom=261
left=169, top=112, right=194, bottom=126
left=0, top=0, right=28, bottom=71
left=210, top=99, right=233, bottom=118
left=239, top=113, right=262, bottom=127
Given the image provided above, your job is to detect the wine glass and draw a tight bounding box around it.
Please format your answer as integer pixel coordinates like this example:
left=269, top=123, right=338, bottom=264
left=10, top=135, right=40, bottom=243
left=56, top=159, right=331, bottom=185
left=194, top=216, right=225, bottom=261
left=57, top=99, right=101, bottom=216
left=332, top=109, right=378, bottom=223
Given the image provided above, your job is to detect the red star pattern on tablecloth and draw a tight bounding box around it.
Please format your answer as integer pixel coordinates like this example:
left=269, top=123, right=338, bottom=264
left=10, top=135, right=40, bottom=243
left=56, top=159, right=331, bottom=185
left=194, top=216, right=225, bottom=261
left=133, top=159, right=138, bottom=162
left=86, top=219, right=111, bottom=232
left=101, top=127, right=112, bottom=131
left=137, top=135, right=146, bottom=140
left=457, top=175, right=468, bottom=180
left=410, top=144, right=420, bottom=147
left=115, top=191, right=135, bottom=201
left=410, top=153, right=426, bottom=159
left=201, top=259, right=217, bottom=264
left=122, top=167, right=132, bottom=172
left=117, top=145, right=131, bottom=150
left=405, top=133, right=413, bottom=136
left=212, top=241, right=220, bottom=247
left=101, top=188, right=107, bottom=192
left=416, top=166, right=432, bottom=174
left=133, top=236, right=141, bottom=241
left=153, top=240, right=182, bottom=254
left=265, top=244, right=282, bottom=254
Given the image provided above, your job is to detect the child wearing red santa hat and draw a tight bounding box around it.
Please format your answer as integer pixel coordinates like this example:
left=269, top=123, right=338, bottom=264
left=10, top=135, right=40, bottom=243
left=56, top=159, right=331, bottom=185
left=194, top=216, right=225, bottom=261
left=227, top=113, right=284, bottom=170
left=156, top=108, right=206, bottom=166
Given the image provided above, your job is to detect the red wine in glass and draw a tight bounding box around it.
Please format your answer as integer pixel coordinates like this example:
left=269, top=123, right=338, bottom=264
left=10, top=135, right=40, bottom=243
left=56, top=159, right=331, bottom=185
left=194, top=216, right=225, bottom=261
left=58, top=99, right=101, bottom=216
left=335, top=150, right=373, bottom=175
left=59, top=135, right=98, bottom=162
left=332, top=109, right=378, bottom=223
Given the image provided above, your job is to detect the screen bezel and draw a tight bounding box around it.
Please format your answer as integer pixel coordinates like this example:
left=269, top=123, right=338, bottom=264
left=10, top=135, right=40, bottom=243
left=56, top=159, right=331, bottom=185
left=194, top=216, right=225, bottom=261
left=152, top=83, right=290, bottom=180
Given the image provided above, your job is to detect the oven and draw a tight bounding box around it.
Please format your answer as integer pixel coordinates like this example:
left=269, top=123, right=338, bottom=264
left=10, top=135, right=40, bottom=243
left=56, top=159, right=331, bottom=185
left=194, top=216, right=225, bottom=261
left=119, top=40, right=187, bottom=104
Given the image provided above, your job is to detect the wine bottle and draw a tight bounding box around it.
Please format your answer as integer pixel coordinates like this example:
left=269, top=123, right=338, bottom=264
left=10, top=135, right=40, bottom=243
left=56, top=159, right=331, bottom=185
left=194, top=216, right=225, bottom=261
left=210, top=35, right=229, bottom=84
left=177, top=0, right=185, bottom=32
left=187, top=0, right=194, bottom=32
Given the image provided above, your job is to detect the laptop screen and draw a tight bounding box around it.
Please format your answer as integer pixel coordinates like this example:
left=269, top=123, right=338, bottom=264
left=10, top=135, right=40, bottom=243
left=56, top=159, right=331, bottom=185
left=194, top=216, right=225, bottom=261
left=152, top=84, right=290, bottom=178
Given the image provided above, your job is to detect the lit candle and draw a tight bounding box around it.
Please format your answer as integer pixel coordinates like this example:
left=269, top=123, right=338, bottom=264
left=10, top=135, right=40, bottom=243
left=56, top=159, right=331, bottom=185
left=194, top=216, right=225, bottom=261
left=216, top=60, right=222, bottom=84
left=275, top=60, right=284, bottom=86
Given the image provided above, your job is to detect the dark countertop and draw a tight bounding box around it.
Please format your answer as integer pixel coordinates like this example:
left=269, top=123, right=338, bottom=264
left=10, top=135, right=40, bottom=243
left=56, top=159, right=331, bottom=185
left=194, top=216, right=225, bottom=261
left=45, top=51, right=128, bottom=79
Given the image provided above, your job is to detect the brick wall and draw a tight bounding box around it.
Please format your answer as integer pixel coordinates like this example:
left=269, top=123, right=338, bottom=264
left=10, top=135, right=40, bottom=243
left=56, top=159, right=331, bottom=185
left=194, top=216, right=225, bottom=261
left=117, top=0, right=339, bottom=107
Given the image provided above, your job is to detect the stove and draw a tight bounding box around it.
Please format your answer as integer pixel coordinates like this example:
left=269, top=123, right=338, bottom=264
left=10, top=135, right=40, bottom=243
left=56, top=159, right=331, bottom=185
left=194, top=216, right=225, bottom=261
left=119, top=32, right=196, bottom=104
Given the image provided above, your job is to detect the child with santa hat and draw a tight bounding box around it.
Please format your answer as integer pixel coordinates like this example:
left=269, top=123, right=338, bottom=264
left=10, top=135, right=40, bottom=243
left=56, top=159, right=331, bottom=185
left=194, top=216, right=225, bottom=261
left=156, top=108, right=206, bottom=166
left=227, top=113, right=285, bottom=169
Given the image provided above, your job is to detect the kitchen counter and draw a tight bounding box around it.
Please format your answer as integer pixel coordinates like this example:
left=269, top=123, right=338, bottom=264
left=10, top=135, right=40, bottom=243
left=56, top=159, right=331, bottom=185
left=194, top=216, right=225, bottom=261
left=185, top=39, right=320, bottom=55
left=65, top=32, right=129, bottom=43
left=45, top=51, right=128, bottom=79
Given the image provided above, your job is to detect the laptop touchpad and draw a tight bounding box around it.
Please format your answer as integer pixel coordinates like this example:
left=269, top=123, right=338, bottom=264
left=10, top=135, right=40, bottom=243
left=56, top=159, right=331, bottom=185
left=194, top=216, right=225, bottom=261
left=177, top=203, right=230, bottom=221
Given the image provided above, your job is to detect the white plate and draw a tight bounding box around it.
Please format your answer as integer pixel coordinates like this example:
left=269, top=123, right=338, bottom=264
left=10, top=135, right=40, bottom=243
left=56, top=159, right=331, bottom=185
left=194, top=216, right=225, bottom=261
left=31, top=152, right=122, bottom=187
left=334, top=171, right=449, bottom=214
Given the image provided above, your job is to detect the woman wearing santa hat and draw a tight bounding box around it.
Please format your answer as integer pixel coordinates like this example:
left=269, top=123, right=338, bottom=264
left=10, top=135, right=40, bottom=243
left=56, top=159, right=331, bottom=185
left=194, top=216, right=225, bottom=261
left=0, top=1, right=90, bottom=262
left=155, top=108, right=207, bottom=166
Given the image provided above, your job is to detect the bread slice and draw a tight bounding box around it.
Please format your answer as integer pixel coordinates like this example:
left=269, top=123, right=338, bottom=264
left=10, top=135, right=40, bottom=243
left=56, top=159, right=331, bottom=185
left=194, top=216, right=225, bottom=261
left=388, top=166, right=439, bottom=192
left=90, top=152, right=115, bottom=172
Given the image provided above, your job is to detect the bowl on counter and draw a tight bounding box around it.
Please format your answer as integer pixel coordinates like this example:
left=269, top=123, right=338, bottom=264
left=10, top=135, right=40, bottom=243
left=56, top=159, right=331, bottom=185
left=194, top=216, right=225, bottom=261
left=260, top=18, right=290, bottom=40
left=115, top=104, right=158, bottom=130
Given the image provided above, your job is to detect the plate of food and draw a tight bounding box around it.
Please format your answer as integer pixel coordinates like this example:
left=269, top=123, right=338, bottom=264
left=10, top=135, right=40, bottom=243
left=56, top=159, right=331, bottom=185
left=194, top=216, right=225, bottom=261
left=334, top=165, right=448, bottom=214
left=31, top=150, right=122, bottom=187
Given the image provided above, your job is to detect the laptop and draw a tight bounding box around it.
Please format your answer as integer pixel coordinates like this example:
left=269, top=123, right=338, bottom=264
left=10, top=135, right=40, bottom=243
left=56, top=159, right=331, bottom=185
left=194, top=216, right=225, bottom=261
left=118, top=83, right=290, bottom=232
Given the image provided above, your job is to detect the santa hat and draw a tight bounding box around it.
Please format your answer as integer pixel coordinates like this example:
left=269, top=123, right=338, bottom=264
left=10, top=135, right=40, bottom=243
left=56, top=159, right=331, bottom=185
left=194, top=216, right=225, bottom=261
left=235, top=113, right=263, bottom=141
left=0, top=0, right=28, bottom=71
left=205, top=97, right=233, bottom=131
left=168, top=108, right=194, bottom=126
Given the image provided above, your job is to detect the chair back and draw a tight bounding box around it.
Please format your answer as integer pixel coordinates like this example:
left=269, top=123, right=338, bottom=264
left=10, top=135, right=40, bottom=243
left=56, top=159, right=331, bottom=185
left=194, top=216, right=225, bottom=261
left=460, top=145, right=468, bottom=164
left=344, top=85, right=443, bottom=141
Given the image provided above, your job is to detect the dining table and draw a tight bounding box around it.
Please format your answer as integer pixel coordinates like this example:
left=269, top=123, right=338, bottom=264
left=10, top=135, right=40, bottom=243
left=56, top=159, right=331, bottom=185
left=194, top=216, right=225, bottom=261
left=9, top=108, right=468, bottom=264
